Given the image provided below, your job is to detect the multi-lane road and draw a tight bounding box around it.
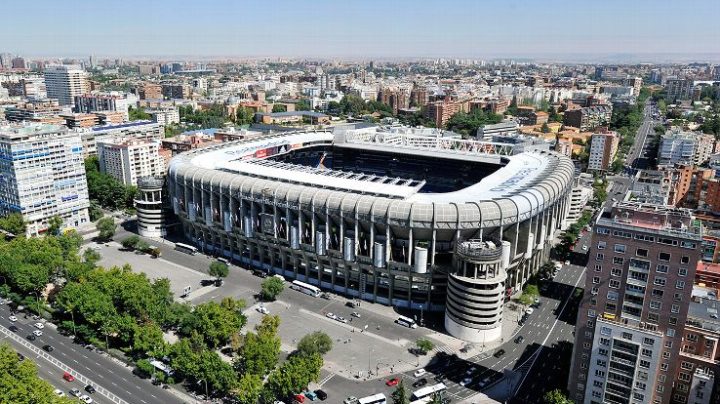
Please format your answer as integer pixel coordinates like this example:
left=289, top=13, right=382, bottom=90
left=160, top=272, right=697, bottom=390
left=0, top=304, right=181, bottom=404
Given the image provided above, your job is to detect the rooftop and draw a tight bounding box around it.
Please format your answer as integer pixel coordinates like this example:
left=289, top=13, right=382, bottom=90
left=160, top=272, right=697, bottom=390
left=597, top=201, right=703, bottom=240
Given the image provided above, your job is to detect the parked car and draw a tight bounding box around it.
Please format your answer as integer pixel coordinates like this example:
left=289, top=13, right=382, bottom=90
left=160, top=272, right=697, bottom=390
left=53, top=389, right=65, bottom=397
left=325, top=312, right=337, bottom=320
left=351, top=312, right=361, bottom=318
left=252, top=269, right=268, bottom=278
left=314, top=390, right=327, bottom=401
left=33, top=330, right=43, bottom=337
left=386, top=377, right=400, bottom=386
left=414, top=369, right=427, bottom=378
left=320, top=293, right=331, bottom=300
left=69, top=388, right=81, bottom=396
left=63, top=372, right=76, bottom=382
left=514, top=335, right=525, bottom=344
left=525, top=308, right=534, bottom=315
left=27, top=334, right=36, bottom=341
left=303, top=391, right=318, bottom=401
left=34, top=322, right=44, bottom=329
left=8, top=325, right=18, bottom=333
left=345, top=300, right=359, bottom=308
left=257, top=305, right=269, bottom=314
left=43, top=345, right=53, bottom=352
left=343, top=397, right=359, bottom=404
left=460, top=377, right=473, bottom=387
left=494, top=349, right=506, bottom=358
left=80, top=394, right=93, bottom=403
left=412, top=378, right=427, bottom=388
left=85, top=385, right=96, bottom=394
left=8, top=315, right=17, bottom=322
left=335, top=316, right=348, bottom=324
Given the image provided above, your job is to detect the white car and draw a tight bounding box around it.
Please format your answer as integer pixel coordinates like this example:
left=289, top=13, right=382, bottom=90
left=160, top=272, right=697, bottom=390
left=460, top=377, right=473, bottom=387
left=351, top=312, right=361, bottom=318
left=32, top=330, right=43, bottom=337
left=413, top=369, right=427, bottom=378
left=80, top=394, right=93, bottom=403
left=69, top=389, right=81, bottom=397
left=53, top=389, right=65, bottom=397
left=325, top=312, right=337, bottom=320
left=525, top=308, right=534, bottom=315
left=581, top=245, right=588, bottom=251
left=34, top=322, right=44, bottom=329
left=256, top=305, right=269, bottom=314
left=336, top=316, right=348, bottom=324
left=8, top=315, right=17, bottom=322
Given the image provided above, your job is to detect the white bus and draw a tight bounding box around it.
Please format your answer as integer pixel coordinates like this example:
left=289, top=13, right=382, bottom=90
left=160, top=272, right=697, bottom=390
left=409, top=397, right=433, bottom=404
left=290, top=280, right=321, bottom=297
left=175, top=242, right=198, bottom=255
left=411, top=383, right=447, bottom=401
left=358, top=393, right=387, bottom=404
left=396, top=315, right=418, bottom=329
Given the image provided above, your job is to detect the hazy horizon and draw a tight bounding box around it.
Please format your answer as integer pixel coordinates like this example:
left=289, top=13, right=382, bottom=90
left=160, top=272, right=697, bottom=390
left=1, top=0, right=719, bottom=63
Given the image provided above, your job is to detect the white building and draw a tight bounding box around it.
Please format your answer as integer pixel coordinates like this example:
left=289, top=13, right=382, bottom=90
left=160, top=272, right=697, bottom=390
left=588, top=131, right=619, bottom=172
left=658, top=130, right=715, bottom=167
left=97, top=138, right=165, bottom=186
left=566, top=176, right=594, bottom=226
left=44, top=65, right=89, bottom=106
left=147, top=108, right=180, bottom=126
left=73, top=92, right=130, bottom=120
left=76, top=120, right=163, bottom=158
left=477, top=121, right=520, bottom=140
left=0, top=123, right=90, bottom=235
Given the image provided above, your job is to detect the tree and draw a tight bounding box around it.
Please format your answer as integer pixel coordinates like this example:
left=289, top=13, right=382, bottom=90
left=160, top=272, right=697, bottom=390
left=121, top=235, right=140, bottom=250
left=0, top=212, right=26, bottom=235
left=181, top=300, right=246, bottom=348
left=263, top=352, right=323, bottom=398
left=391, top=379, right=410, bottom=404
left=234, top=373, right=264, bottom=404
left=543, top=389, right=574, bottom=404
left=296, top=99, right=312, bottom=111
left=132, top=322, right=165, bottom=355
left=96, top=217, right=116, bottom=240
left=541, top=122, right=551, bottom=133
left=47, top=215, right=63, bottom=235
left=235, top=107, right=254, bottom=125
left=415, top=338, right=435, bottom=354
left=297, top=331, right=333, bottom=356
left=0, top=343, right=75, bottom=404
left=83, top=248, right=102, bottom=267
left=445, top=109, right=502, bottom=135
left=135, top=240, right=150, bottom=253
left=272, top=104, right=287, bottom=113
left=236, top=315, right=281, bottom=376
left=208, top=261, right=229, bottom=281
left=129, top=106, right=151, bottom=121
left=260, top=277, right=285, bottom=301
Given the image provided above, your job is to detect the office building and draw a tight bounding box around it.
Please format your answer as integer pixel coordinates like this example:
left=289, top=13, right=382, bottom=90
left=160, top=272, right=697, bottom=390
left=0, top=123, right=90, bottom=235
left=568, top=202, right=703, bottom=404
left=44, top=65, right=89, bottom=106
left=563, top=105, right=613, bottom=131
left=589, top=129, right=620, bottom=172
left=97, top=137, right=165, bottom=186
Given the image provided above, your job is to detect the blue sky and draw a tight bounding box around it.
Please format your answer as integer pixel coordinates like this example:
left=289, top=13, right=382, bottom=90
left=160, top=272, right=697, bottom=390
left=1, top=0, right=718, bottom=59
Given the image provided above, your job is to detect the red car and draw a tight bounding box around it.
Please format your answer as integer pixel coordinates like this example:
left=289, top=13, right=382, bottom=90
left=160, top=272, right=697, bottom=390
left=386, top=377, right=400, bottom=386
left=62, top=372, right=75, bottom=382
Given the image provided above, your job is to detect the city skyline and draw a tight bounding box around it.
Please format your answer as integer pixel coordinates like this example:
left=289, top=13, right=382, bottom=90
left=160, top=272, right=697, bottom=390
left=1, top=0, right=719, bottom=61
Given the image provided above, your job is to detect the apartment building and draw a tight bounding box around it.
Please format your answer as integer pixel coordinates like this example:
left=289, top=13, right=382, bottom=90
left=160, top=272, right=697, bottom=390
left=97, top=137, right=165, bottom=186
left=161, top=83, right=191, bottom=100
left=136, top=83, right=163, bottom=100
left=79, top=120, right=163, bottom=158
left=73, top=93, right=130, bottom=120
left=566, top=174, right=595, bottom=227
left=589, top=129, right=620, bottom=171
left=563, top=105, right=613, bottom=131
left=477, top=121, right=520, bottom=140
left=666, top=79, right=694, bottom=101
left=3, top=99, right=66, bottom=122
left=569, top=202, right=703, bottom=404
left=44, top=65, right=89, bottom=106
left=147, top=108, right=180, bottom=125
left=658, top=131, right=715, bottom=168
left=670, top=290, right=719, bottom=404
left=0, top=123, right=90, bottom=235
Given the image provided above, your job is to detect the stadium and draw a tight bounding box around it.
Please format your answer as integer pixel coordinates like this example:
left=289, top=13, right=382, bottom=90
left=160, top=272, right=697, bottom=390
left=167, top=127, right=575, bottom=342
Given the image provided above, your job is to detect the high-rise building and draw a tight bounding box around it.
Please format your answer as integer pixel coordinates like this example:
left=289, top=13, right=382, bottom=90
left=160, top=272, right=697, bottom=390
left=563, top=105, right=613, bottom=131
left=658, top=130, right=715, bottom=167
left=666, top=78, right=694, bottom=101
left=588, top=129, right=620, bottom=172
left=0, top=123, right=90, bottom=235
left=44, top=65, right=89, bottom=106
left=77, top=120, right=163, bottom=157
left=73, top=93, right=130, bottom=120
left=97, top=138, right=165, bottom=186
left=568, top=202, right=703, bottom=404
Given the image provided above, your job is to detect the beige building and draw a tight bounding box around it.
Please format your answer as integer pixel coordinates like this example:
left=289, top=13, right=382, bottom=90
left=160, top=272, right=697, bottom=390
left=97, top=138, right=165, bottom=186
left=44, top=65, right=89, bottom=106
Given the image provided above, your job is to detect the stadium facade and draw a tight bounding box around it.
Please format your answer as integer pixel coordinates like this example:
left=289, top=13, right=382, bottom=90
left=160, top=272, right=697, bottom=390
left=167, top=127, right=574, bottom=342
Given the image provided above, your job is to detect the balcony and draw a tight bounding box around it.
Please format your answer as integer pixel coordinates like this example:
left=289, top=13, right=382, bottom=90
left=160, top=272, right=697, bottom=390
left=626, top=277, right=647, bottom=288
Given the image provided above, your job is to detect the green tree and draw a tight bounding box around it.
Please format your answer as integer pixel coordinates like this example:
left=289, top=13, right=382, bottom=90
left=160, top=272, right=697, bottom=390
left=235, top=107, right=254, bottom=125
left=296, top=99, right=312, bottom=111
left=260, top=276, right=285, bottom=301
left=96, top=217, right=116, bottom=240
left=543, top=389, right=574, bottom=404
left=391, top=379, right=410, bottom=404
left=415, top=338, right=435, bottom=354
left=0, top=212, right=26, bottom=235
left=234, top=373, right=264, bottom=404
left=181, top=300, right=246, bottom=348
left=121, top=235, right=140, bottom=250
left=263, top=352, right=323, bottom=398
left=0, top=343, right=75, bottom=404
left=297, top=331, right=333, bottom=356
left=82, top=248, right=102, bottom=267
left=135, top=358, right=155, bottom=378
left=132, top=322, right=165, bottom=355
left=272, top=104, right=287, bottom=113
left=47, top=215, right=63, bottom=235
left=208, top=261, right=229, bottom=281
left=129, top=106, right=151, bottom=121
left=541, top=122, right=551, bottom=133
left=236, top=315, right=281, bottom=376
left=445, top=109, right=502, bottom=135
left=135, top=240, right=150, bottom=252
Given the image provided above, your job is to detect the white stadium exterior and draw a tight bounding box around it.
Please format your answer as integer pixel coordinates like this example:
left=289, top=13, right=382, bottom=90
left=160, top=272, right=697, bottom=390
left=167, top=127, right=574, bottom=342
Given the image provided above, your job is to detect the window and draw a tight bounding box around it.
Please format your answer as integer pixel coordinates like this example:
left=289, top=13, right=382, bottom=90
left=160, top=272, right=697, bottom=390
left=674, top=293, right=683, bottom=302
left=647, top=313, right=659, bottom=323
left=597, top=253, right=604, bottom=260
left=606, top=302, right=617, bottom=312
left=635, top=381, right=646, bottom=390
left=598, top=348, right=608, bottom=356
left=611, top=267, right=622, bottom=277
left=686, top=334, right=698, bottom=342
left=583, top=342, right=591, bottom=349
left=585, top=331, right=593, bottom=338
left=591, top=390, right=602, bottom=399
left=660, top=363, right=668, bottom=371
left=588, top=309, right=597, bottom=318
left=664, top=340, right=673, bottom=348
left=600, top=327, right=612, bottom=336
left=613, top=257, right=624, bottom=265
left=677, top=372, right=691, bottom=382
left=669, top=316, right=677, bottom=325
left=592, top=276, right=600, bottom=284
left=622, top=332, right=633, bottom=340
left=587, top=320, right=595, bottom=328
left=652, top=288, right=664, bottom=298
left=599, top=337, right=610, bottom=346
left=641, top=348, right=653, bottom=357
left=656, top=264, right=668, bottom=273
left=591, top=287, right=599, bottom=295
left=667, top=329, right=676, bottom=338
left=650, top=300, right=661, bottom=310
left=633, top=393, right=645, bottom=401
left=639, top=360, right=650, bottom=369
left=654, top=277, right=666, bottom=286
left=594, top=264, right=602, bottom=272
left=614, top=244, right=626, bottom=254
left=680, top=362, right=693, bottom=370
left=637, top=371, right=648, bottom=381
left=658, top=374, right=666, bottom=382
left=671, top=304, right=680, bottom=314
left=659, top=252, right=671, bottom=261
left=681, top=255, right=690, bottom=264
left=607, top=291, right=619, bottom=301
left=595, top=369, right=606, bottom=378
left=636, top=248, right=649, bottom=257
left=676, top=280, right=685, bottom=290
left=593, top=380, right=603, bottom=388
left=643, top=337, right=655, bottom=346
left=678, top=268, right=687, bottom=276
left=609, top=279, right=620, bottom=289
left=597, top=241, right=606, bottom=250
